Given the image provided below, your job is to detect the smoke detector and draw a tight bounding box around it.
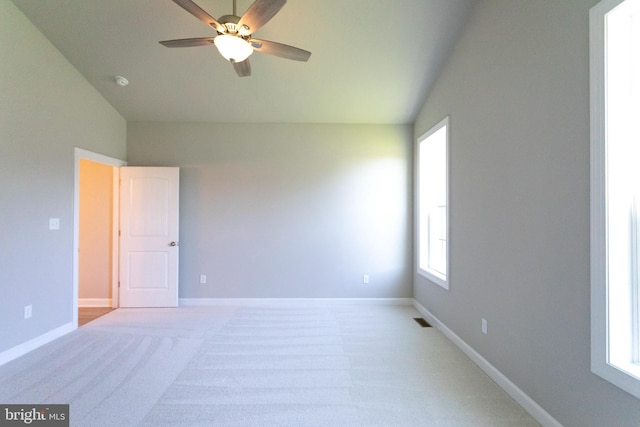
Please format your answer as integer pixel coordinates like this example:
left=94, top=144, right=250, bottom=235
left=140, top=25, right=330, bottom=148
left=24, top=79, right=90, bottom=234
left=114, top=76, right=129, bottom=87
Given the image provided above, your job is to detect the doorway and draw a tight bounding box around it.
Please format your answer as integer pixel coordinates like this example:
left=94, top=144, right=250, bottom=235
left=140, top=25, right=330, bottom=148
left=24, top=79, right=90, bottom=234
left=78, top=307, right=115, bottom=326
left=73, top=148, right=126, bottom=327
left=78, top=159, right=114, bottom=308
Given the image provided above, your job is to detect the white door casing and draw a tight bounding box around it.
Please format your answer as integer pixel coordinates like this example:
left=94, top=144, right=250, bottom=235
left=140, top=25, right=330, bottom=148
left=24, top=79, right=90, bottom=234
left=119, top=167, right=179, bottom=307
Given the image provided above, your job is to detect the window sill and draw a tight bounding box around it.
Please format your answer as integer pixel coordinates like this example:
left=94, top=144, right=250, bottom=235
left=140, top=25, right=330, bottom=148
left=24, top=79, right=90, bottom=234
left=591, top=360, right=640, bottom=400
left=418, top=268, right=449, bottom=290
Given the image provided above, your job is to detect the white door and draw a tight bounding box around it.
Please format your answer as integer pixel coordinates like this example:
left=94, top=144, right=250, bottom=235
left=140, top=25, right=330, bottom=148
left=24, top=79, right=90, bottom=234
left=119, top=167, right=179, bottom=307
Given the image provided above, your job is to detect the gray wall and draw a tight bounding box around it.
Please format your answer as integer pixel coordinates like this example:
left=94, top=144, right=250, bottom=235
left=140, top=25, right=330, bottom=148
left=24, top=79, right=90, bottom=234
left=127, top=122, right=412, bottom=299
left=414, top=0, right=640, bottom=425
left=0, top=2, right=126, bottom=353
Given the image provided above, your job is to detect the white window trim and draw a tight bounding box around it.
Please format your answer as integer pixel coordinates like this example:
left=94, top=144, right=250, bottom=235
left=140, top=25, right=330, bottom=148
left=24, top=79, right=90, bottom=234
left=590, top=0, right=640, bottom=400
left=417, top=116, right=450, bottom=290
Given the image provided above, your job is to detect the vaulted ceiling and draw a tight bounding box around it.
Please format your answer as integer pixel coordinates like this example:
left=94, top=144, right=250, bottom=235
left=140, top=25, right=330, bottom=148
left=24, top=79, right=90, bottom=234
left=11, top=0, right=477, bottom=124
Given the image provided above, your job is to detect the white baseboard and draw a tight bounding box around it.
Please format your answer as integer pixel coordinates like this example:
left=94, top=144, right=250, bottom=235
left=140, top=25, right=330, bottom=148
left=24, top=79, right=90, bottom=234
left=78, top=298, right=112, bottom=307
left=0, top=322, right=75, bottom=367
left=180, top=297, right=414, bottom=307
left=412, top=300, right=562, bottom=427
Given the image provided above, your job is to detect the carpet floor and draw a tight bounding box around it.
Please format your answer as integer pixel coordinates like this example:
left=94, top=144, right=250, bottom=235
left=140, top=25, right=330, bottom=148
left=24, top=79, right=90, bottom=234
left=0, top=303, right=540, bottom=426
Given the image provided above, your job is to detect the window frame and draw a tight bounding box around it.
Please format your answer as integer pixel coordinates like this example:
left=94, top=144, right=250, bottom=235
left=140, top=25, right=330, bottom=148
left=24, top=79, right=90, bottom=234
left=590, top=0, right=640, bottom=400
left=417, top=116, right=450, bottom=290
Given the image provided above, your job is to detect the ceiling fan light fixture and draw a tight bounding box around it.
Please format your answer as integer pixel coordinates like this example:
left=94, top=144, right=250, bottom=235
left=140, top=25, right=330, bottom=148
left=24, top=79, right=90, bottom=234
left=214, top=35, right=253, bottom=62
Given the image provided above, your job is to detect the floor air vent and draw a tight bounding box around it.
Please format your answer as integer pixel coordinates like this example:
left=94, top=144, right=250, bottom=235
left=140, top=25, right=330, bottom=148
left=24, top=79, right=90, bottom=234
left=413, top=318, right=432, bottom=328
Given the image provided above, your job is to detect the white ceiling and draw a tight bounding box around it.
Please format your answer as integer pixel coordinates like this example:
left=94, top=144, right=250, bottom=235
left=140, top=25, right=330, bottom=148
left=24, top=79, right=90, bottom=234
left=11, top=0, right=477, bottom=124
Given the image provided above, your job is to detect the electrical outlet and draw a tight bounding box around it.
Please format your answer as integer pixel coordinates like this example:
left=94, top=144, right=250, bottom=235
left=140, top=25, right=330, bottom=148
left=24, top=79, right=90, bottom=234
left=49, top=218, right=60, bottom=230
left=24, top=305, right=32, bottom=319
left=200, top=274, right=207, bottom=284
left=481, top=318, right=488, bottom=335
left=363, top=274, right=369, bottom=284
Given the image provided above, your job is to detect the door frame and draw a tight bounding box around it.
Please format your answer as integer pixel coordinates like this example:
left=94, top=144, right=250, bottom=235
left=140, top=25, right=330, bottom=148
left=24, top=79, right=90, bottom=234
left=73, top=148, right=126, bottom=327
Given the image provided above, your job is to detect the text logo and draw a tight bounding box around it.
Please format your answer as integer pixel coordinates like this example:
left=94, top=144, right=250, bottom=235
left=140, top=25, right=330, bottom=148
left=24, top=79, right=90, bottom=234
left=0, top=405, right=68, bottom=426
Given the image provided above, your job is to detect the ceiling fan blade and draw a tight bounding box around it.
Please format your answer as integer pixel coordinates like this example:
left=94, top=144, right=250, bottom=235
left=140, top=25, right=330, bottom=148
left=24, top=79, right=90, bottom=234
left=232, top=59, right=252, bottom=77
left=237, top=0, right=286, bottom=36
left=159, top=37, right=215, bottom=48
left=249, top=39, right=311, bottom=62
left=172, top=0, right=225, bottom=32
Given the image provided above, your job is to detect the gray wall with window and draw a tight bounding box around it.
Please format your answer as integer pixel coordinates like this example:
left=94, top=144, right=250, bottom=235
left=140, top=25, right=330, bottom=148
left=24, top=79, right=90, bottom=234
left=414, top=0, right=640, bottom=425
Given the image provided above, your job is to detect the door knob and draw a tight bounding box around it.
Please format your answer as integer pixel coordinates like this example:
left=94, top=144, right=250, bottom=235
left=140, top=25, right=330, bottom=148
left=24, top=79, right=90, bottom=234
left=170, top=241, right=178, bottom=246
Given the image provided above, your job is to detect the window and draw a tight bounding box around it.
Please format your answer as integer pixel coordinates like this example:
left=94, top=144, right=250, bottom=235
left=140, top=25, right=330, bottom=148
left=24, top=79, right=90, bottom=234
left=418, top=116, right=449, bottom=289
left=590, top=0, right=640, bottom=399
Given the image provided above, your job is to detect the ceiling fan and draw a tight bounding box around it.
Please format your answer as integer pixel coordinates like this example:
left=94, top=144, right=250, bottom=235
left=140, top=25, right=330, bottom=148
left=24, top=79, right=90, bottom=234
left=160, top=0, right=311, bottom=77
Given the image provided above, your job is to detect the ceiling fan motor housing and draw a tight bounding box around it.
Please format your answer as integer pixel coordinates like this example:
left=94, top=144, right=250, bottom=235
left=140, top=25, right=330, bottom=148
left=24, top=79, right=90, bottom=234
left=217, top=15, right=249, bottom=35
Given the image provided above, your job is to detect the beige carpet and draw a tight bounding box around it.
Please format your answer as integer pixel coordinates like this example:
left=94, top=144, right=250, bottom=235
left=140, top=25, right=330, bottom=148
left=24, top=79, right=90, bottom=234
left=0, top=303, right=540, bottom=426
